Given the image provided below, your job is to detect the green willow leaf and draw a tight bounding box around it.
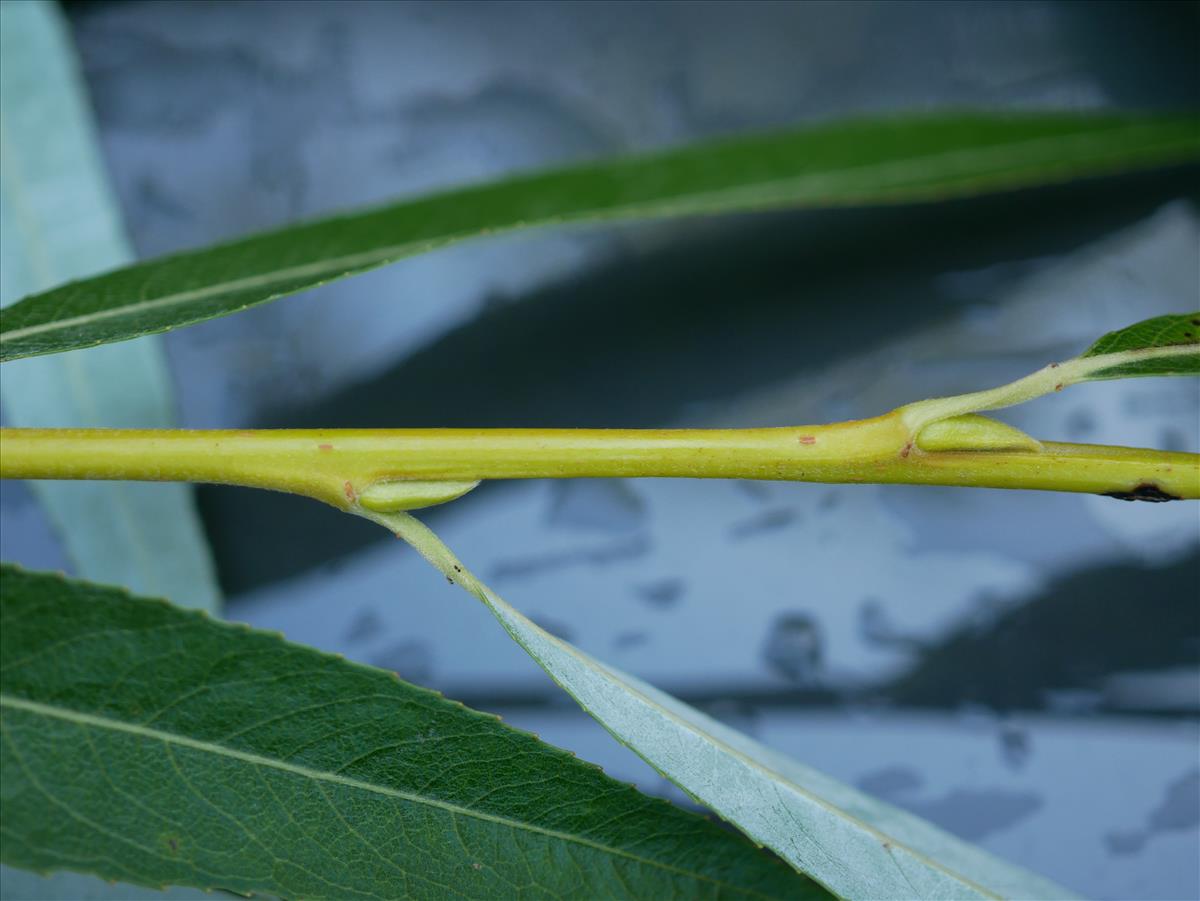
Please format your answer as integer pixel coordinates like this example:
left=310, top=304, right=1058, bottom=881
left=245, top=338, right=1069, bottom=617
left=1079, top=311, right=1200, bottom=379
left=375, top=512, right=1078, bottom=901
left=900, top=312, right=1200, bottom=435
left=3, top=112, right=1198, bottom=362
left=0, top=565, right=824, bottom=901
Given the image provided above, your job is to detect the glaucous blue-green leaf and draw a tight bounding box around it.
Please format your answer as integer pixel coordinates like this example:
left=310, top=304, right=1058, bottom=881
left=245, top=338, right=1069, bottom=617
left=375, top=511, right=1078, bottom=901
left=0, top=0, right=218, bottom=618
left=0, top=564, right=823, bottom=901
left=2, top=112, right=1197, bottom=362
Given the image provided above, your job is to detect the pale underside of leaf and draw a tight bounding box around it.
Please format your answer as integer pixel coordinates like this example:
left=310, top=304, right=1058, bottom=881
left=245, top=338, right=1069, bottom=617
left=0, top=565, right=819, bottom=901
left=0, top=0, right=220, bottom=615
left=1, top=113, right=1197, bottom=361
left=372, top=510, right=1079, bottom=901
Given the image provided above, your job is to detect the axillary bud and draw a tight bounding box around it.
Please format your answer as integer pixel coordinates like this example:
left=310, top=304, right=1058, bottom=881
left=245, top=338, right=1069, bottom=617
left=358, top=479, right=480, bottom=512
left=916, top=414, right=1042, bottom=453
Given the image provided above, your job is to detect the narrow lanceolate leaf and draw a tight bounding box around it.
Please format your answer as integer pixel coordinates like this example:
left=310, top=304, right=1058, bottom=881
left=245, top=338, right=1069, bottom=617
left=901, top=312, right=1200, bottom=433
left=3, top=113, right=1199, bottom=361
left=376, top=511, right=1078, bottom=901
left=0, top=565, right=824, bottom=901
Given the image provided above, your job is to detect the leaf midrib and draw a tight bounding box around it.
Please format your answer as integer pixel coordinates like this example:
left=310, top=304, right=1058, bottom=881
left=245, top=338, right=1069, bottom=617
left=1069, top=343, right=1199, bottom=382
left=3, top=120, right=1195, bottom=348
left=0, top=693, right=782, bottom=899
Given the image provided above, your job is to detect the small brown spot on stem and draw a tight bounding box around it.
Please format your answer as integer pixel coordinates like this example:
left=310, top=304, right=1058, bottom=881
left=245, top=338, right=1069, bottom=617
left=1049, top=362, right=1059, bottom=369
left=1102, top=483, right=1179, bottom=503
left=899, top=441, right=913, bottom=458
left=1054, top=383, right=1063, bottom=391
left=318, top=443, right=334, bottom=452
left=344, top=480, right=356, bottom=502
left=798, top=435, right=817, bottom=446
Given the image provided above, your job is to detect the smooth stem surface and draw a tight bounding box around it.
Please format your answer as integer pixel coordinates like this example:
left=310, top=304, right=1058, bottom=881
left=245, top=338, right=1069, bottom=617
left=2, top=414, right=1197, bottom=509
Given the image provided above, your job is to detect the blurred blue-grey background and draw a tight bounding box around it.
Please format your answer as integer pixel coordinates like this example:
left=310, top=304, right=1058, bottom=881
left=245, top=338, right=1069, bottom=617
left=2, top=1, right=1198, bottom=899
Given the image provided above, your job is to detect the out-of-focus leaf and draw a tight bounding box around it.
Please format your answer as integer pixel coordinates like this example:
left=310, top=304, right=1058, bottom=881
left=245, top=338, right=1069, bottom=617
left=0, top=564, right=823, bottom=901
left=0, top=0, right=218, bottom=614
left=2, top=112, right=1197, bottom=361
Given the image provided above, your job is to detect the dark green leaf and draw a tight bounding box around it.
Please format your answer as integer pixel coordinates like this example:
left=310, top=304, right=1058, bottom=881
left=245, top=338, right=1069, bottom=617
left=2, top=112, right=1198, bottom=361
left=0, top=564, right=823, bottom=900
left=1079, top=311, right=1200, bottom=379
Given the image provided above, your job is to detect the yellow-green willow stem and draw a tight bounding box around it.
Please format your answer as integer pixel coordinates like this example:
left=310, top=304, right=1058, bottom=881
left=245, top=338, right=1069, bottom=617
left=2, top=414, right=1196, bottom=512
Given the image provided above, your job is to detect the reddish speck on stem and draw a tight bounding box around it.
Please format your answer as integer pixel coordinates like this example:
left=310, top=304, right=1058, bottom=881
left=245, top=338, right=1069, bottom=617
left=1050, top=362, right=1059, bottom=369
left=1055, top=383, right=1064, bottom=392
left=318, top=443, right=334, bottom=452
left=344, top=480, right=356, bottom=501
left=900, top=441, right=913, bottom=458
left=798, top=435, right=817, bottom=445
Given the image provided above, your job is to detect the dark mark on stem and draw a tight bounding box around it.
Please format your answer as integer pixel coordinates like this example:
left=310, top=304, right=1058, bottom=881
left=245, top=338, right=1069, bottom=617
left=1102, top=483, right=1179, bottom=503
